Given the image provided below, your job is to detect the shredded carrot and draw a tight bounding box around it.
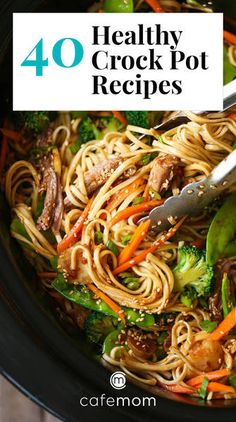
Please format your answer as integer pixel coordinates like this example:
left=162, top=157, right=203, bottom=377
left=113, top=216, right=186, bottom=275
left=112, top=111, right=128, bottom=126
left=110, top=199, right=164, bottom=226
left=0, top=128, right=21, bottom=142
left=37, top=272, right=57, bottom=279
left=144, top=0, right=164, bottom=13
left=227, top=113, right=236, bottom=120
left=208, top=307, right=236, bottom=341
left=187, top=369, right=231, bottom=387
left=195, top=381, right=235, bottom=394
left=143, top=183, right=150, bottom=201
left=87, top=283, right=126, bottom=324
left=224, top=30, right=236, bottom=45
left=118, top=219, right=151, bottom=265
left=106, top=177, right=145, bottom=213
left=158, top=382, right=194, bottom=394
left=57, top=195, right=94, bottom=253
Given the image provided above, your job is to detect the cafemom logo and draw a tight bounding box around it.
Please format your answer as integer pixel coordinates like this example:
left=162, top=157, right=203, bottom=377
left=110, top=371, right=126, bottom=390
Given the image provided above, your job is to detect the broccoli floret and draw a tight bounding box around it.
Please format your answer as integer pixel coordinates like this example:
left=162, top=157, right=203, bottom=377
left=78, top=116, right=123, bottom=143
left=97, top=116, right=123, bottom=136
left=13, top=111, right=51, bottom=135
left=78, top=117, right=99, bottom=142
left=125, top=111, right=150, bottom=128
left=173, top=246, right=213, bottom=300
left=85, top=312, right=118, bottom=344
left=125, top=111, right=164, bottom=129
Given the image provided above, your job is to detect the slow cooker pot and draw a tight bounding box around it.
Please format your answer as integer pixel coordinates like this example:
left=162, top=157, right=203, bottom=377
left=0, top=1, right=236, bottom=421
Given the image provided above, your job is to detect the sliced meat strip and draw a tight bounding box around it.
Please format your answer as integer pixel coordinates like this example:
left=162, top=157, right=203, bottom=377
left=148, top=154, right=181, bottom=194
left=84, top=157, right=123, bottom=196
left=36, top=127, right=53, bottom=147
left=37, top=166, right=58, bottom=231
left=52, top=175, right=64, bottom=233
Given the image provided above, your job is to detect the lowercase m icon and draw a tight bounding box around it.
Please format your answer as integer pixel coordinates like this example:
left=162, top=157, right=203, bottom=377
left=110, top=371, right=126, bottom=390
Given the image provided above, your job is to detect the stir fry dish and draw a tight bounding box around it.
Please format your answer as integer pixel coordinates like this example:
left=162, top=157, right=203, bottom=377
left=1, top=0, right=236, bottom=401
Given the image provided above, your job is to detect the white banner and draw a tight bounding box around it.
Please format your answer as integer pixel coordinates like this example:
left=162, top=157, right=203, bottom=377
left=13, top=13, right=223, bottom=111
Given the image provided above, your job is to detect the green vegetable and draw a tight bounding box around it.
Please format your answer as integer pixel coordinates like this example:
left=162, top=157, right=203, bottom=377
left=78, top=116, right=123, bottom=143
left=94, top=231, right=104, bottom=245
left=157, top=331, right=168, bottom=345
left=141, top=152, right=158, bottom=166
left=103, top=329, right=121, bottom=354
left=52, top=274, right=155, bottom=326
left=125, top=111, right=163, bottom=129
left=127, top=281, right=140, bottom=290
left=125, top=309, right=155, bottom=327
left=119, top=272, right=134, bottom=278
left=11, top=218, right=30, bottom=241
left=141, top=155, right=151, bottom=166
left=173, top=246, right=213, bottom=298
left=223, top=240, right=236, bottom=258
left=34, top=193, right=45, bottom=220
left=180, top=289, right=195, bottom=308
left=222, top=273, right=231, bottom=318
left=186, top=0, right=203, bottom=6
left=70, top=139, right=82, bottom=154
left=78, top=117, right=100, bottom=142
left=10, top=218, right=31, bottom=250
left=104, top=0, right=133, bottom=13
left=206, top=194, right=236, bottom=265
left=132, top=197, right=144, bottom=205
left=229, top=374, right=236, bottom=389
left=198, top=377, right=209, bottom=400
left=121, top=234, right=132, bottom=245
left=149, top=187, right=161, bottom=200
left=119, top=272, right=140, bottom=289
left=49, top=256, right=58, bottom=271
left=106, top=240, right=119, bottom=256
left=29, top=145, right=54, bottom=159
left=14, top=111, right=50, bottom=135
left=85, top=312, right=117, bottom=344
left=122, top=277, right=140, bottom=284
left=224, top=46, right=236, bottom=85
left=221, top=273, right=235, bottom=318
left=200, top=320, right=217, bottom=333
left=70, top=111, right=87, bottom=119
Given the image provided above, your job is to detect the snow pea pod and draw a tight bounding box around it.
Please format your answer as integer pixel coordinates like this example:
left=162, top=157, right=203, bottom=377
left=206, top=194, right=236, bottom=265
left=104, top=0, right=133, bottom=12
left=52, top=273, right=155, bottom=327
left=223, top=240, right=236, bottom=258
left=222, top=273, right=231, bottom=318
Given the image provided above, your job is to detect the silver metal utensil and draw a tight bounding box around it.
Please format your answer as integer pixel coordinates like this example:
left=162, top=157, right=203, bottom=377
left=140, top=148, right=236, bottom=233
left=150, top=80, right=236, bottom=133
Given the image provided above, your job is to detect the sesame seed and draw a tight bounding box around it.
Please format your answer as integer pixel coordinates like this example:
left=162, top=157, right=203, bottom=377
left=198, top=191, right=204, bottom=198
left=187, top=189, right=194, bottom=195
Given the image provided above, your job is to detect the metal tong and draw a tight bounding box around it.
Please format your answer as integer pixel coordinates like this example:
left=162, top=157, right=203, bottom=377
left=140, top=80, right=236, bottom=233
left=141, top=149, right=236, bottom=233
left=150, top=80, right=236, bottom=132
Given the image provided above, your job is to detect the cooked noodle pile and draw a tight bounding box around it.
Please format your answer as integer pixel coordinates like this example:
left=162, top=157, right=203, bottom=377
left=2, top=0, right=236, bottom=402
left=4, top=109, right=236, bottom=400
